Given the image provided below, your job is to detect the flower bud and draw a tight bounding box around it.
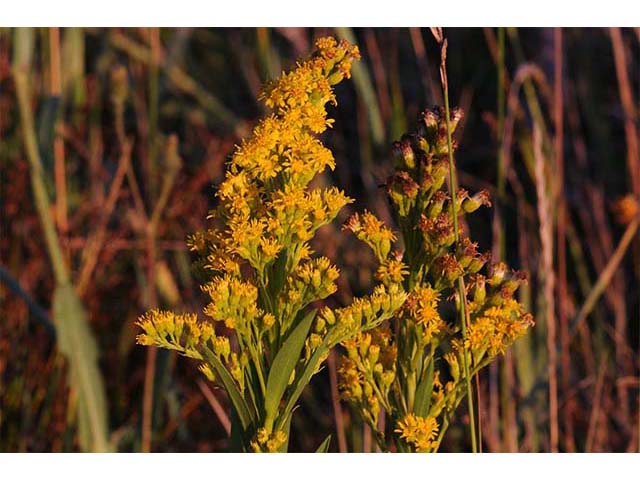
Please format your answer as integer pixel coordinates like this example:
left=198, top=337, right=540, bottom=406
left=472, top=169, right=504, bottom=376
left=391, top=141, right=404, bottom=169
left=468, top=252, right=490, bottom=274
left=462, top=189, right=491, bottom=213
left=381, top=371, right=396, bottom=388
left=422, top=109, right=439, bottom=136
left=314, top=316, right=326, bottom=334
left=322, top=307, right=336, bottom=326
left=312, top=269, right=322, bottom=289
left=473, top=275, right=486, bottom=304
left=400, top=137, right=415, bottom=170
left=363, top=381, right=373, bottom=398
left=368, top=344, right=381, bottom=365
left=488, top=262, right=508, bottom=286
left=327, top=71, right=344, bottom=85
left=449, top=107, right=464, bottom=133
left=359, top=334, right=372, bottom=358
left=431, top=159, right=449, bottom=191
left=426, top=191, right=447, bottom=219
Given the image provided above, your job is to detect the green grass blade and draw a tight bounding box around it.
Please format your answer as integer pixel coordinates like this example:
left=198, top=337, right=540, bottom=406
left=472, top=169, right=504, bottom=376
left=53, top=284, right=111, bottom=452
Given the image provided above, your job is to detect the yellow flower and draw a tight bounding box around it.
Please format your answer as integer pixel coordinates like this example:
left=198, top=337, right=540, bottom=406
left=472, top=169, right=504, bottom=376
left=337, top=357, right=364, bottom=401
left=251, top=428, right=288, bottom=453
left=375, top=258, right=409, bottom=285
left=403, top=285, right=445, bottom=344
left=466, top=298, right=534, bottom=360
left=344, top=211, right=397, bottom=262
left=136, top=310, right=216, bottom=360
left=395, top=413, right=439, bottom=452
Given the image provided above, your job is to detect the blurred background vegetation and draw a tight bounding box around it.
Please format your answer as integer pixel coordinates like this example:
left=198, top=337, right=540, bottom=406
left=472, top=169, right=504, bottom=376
left=0, top=27, right=638, bottom=452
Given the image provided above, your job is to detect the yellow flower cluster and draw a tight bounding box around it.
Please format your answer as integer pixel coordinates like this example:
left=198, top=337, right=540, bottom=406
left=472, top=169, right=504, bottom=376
left=427, top=370, right=457, bottom=418
left=337, top=107, right=533, bottom=453
left=343, top=211, right=397, bottom=263
left=338, top=327, right=397, bottom=426
left=467, top=298, right=534, bottom=361
left=250, top=428, right=288, bottom=453
left=278, top=257, right=340, bottom=330
left=136, top=309, right=230, bottom=362
left=182, top=39, right=361, bottom=366
left=138, top=37, right=382, bottom=451
left=402, top=285, right=446, bottom=344
left=315, top=283, right=407, bottom=348
left=395, top=413, right=439, bottom=452
left=183, top=36, right=360, bottom=336
left=375, top=257, right=409, bottom=286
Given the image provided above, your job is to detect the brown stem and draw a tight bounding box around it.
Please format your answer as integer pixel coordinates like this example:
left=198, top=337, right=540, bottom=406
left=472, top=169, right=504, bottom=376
left=609, top=27, right=638, bottom=432
left=49, top=27, right=68, bottom=251
left=553, top=27, right=575, bottom=453
left=197, top=378, right=231, bottom=435
left=76, top=141, right=132, bottom=296
left=571, top=218, right=639, bottom=340
left=609, top=28, right=640, bottom=197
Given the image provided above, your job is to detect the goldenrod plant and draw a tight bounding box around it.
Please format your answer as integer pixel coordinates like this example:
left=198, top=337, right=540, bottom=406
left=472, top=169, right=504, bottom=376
left=136, top=37, right=406, bottom=452
left=338, top=107, right=534, bottom=452
left=137, top=35, right=533, bottom=453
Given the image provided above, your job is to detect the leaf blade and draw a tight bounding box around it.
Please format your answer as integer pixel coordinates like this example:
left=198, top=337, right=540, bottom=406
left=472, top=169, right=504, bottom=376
left=413, top=358, right=435, bottom=417
left=53, top=284, right=111, bottom=452
left=315, top=435, right=332, bottom=453
left=204, top=349, right=255, bottom=431
left=264, top=309, right=316, bottom=429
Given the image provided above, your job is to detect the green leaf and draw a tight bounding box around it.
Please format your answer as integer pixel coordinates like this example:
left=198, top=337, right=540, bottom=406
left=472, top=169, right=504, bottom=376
left=315, top=435, right=332, bottom=453
left=279, top=341, right=330, bottom=429
left=229, top=410, right=248, bottom=452
left=53, top=284, right=111, bottom=452
left=413, top=358, right=435, bottom=417
left=264, top=309, right=316, bottom=430
left=204, top=349, right=255, bottom=431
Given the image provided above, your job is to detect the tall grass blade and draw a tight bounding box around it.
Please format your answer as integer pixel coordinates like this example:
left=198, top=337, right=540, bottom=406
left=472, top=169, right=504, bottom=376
left=53, top=284, right=112, bottom=452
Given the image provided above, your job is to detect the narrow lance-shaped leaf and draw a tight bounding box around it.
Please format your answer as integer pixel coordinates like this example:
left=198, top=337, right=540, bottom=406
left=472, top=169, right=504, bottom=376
left=315, top=435, right=332, bottom=453
left=203, top=349, right=255, bottom=431
left=264, top=309, right=316, bottom=431
left=413, top=358, right=435, bottom=417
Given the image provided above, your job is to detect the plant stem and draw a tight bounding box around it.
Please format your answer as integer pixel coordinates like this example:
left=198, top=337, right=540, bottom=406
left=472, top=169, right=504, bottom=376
left=49, top=27, right=69, bottom=254
left=571, top=218, right=639, bottom=340
left=436, top=33, right=478, bottom=453
left=533, top=124, right=559, bottom=452
left=14, top=28, right=69, bottom=287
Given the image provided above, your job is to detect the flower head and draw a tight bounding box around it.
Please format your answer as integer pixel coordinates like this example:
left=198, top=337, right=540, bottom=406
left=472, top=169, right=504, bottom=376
left=395, top=413, right=439, bottom=452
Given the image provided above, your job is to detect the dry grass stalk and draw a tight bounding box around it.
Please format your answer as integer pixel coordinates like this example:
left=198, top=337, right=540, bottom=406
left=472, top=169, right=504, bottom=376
left=533, top=124, right=559, bottom=452
left=553, top=27, right=575, bottom=452
left=49, top=27, right=68, bottom=245
left=609, top=28, right=640, bottom=197
left=197, top=378, right=231, bottom=435
left=76, top=141, right=133, bottom=296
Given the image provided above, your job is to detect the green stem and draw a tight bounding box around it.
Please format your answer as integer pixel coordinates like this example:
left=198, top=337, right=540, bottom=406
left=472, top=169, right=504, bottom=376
left=247, top=343, right=267, bottom=399
left=13, top=28, right=70, bottom=287
left=440, top=39, right=478, bottom=453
